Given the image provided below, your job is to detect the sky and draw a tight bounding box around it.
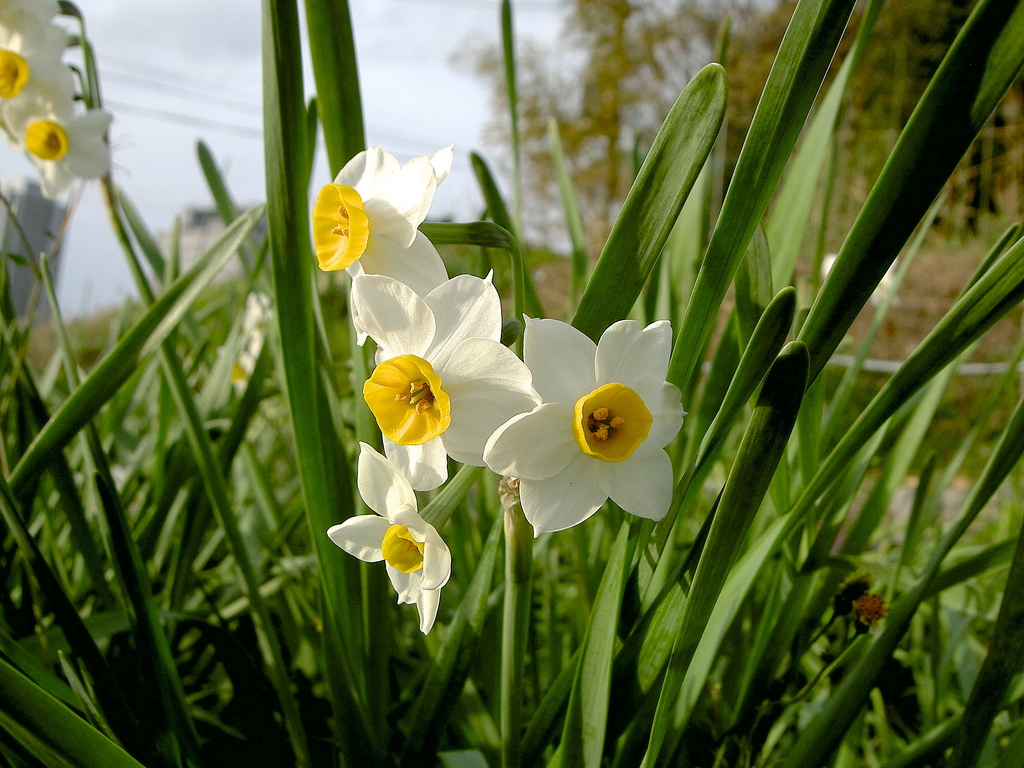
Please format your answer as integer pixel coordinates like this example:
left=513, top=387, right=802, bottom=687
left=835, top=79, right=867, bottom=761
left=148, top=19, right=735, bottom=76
left=2, top=0, right=565, bottom=316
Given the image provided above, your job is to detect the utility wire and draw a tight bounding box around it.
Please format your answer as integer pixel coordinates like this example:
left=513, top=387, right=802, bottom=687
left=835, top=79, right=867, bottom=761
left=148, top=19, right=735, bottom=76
left=99, top=53, right=262, bottom=102
left=100, top=68, right=262, bottom=116
left=105, top=99, right=263, bottom=138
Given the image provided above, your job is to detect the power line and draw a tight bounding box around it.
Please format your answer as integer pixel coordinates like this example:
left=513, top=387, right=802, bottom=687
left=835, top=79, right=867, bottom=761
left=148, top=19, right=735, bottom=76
left=99, top=53, right=262, bottom=102
left=100, top=68, right=262, bottom=116
left=105, top=99, right=263, bottom=138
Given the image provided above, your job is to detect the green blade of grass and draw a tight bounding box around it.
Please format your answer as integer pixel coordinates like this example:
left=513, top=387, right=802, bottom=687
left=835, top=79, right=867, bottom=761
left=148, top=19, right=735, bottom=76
left=469, top=151, right=543, bottom=320
left=695, top=287, right=796, bottom=470
left=764, top=0, right=882, bottom=288
left=642, top=343, right=809, bottom=767
left=399, top=513, right=503, bottom=764
left=0, top=656, right=146, bottom=768
left=783, top=382, right=1024, bottom=767
left=304, top=0, right=365, bottom=171
left=794, top=230, right=1024, bottom=529
left=666, top=0, right=855, bottom=394
left=556, top=518, right=638, bottom=768
left=946, top=525, right=1024, bottom=767
left=571, top=63, right=726, bottom=341
left=8, top=206, right=262, bottom=494
left=262, top=0, right=377, bottom=760
left=799, top=0, right=1024, bottom=382
left=547, top=118, right=589, bottom=310
left=733, top=227, right=773, bottom=346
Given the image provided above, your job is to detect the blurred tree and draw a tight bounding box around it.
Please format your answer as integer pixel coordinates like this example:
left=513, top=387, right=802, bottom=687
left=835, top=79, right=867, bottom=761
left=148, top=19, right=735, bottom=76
left=463, top=0, right=1017, bottom=251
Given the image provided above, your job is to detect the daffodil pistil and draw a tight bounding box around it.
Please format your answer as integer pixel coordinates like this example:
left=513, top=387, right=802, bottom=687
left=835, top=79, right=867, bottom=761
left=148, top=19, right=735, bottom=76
left=364, top=354, right=452, bottom=445
left=0, top=50, right=29, bottom=98
left=382, top=525, right=425, bottom=573
left=572, top=382, right=652, bottom=461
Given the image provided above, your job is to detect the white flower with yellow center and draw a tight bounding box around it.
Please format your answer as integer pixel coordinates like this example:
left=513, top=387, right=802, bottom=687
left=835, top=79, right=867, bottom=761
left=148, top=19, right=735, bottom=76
left=0, top=0, right=60, bottom=27
left=483, top=318, right=685, bottom=534
left=0, top=12, right=72, bottom=104
left=3, top=81, right=110, bottom=198
left=230, top=292, right=272, bottom=395
left=312, top=145, right=452, bottom=297
left=353, top=272, right=540, bottom=491
left=327, top=443, right=451, bottom=634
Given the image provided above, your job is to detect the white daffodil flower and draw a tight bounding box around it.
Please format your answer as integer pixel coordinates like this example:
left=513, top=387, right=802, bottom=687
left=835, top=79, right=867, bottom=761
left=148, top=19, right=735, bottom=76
left=231, top=292, right=272, bottom=395
left=352, top=272, right=540, bottom=491
left=0, top=0, right=60, bottom=27
left=312, top=144, right=453, bottom=297
left=0, top=12, right=72, bottom=104
left=484, top=318, right=685, bottom=535
left=3, top=80, right=110, bottom=198
left=327, top=443, right=451, bottom=634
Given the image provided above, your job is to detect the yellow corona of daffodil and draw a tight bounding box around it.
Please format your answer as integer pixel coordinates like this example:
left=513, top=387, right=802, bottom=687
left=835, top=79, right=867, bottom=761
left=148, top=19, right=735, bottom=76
left=484, top=318, right=685, bottom=534
left=327, top=444, right=451, bottom=634
left=312, top=145, right=453, bottom=297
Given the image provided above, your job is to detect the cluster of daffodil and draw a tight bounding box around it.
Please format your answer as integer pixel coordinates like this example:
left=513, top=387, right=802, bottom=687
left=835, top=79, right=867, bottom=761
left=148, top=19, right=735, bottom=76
left=0, top=0, right=111, bottom=198
left=317, top=146, right=685, bottom=632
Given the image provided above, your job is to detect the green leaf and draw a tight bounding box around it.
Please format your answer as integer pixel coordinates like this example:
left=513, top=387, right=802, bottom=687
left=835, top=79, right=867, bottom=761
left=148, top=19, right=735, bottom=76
left=763, top=0, right=882, bottom=288
left=695, top=287, right=796, bottom=469
left=946, top=526, right=1024, bottom=767
left=469, top=151, right=543, bottom=320
left=399, top=514, right=503, bottom=764
left=304, top=0, right=365, bottom=171
left=548, top=118, right=589, bottom=310
left=572, top=63, right=726, bottom=341
left=799, top=0, right=1024, bottom=382
left=262, top=0, right=375, bottom=760
left=795, top=230, right=1024, bottom=527
left=558, top=519, right=637, bottom=768
left=783, top=381, right=1024, bottom=767
left=642, top=343, right=809, bottom=766
left=0, top=656, right=146, bottom=768
left=8, top=206, right=263, bottom=493
left=733, top=227, right=773, bottom=345
left=667, top=0, right=856, bottom=393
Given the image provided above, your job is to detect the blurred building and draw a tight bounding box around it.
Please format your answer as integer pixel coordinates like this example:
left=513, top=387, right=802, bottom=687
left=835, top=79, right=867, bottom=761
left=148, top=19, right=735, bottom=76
left=0, top=177, right=68, bottom=321
left=159, top=205, right=266, bottom=280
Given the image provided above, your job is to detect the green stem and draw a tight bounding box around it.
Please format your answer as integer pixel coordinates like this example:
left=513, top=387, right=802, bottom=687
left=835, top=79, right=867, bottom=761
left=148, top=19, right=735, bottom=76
left=500, top=477, right=533, bottom=768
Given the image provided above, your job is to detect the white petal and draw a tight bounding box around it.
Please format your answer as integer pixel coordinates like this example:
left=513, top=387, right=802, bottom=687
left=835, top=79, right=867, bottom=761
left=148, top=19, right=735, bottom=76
left=595, top=320, right=672, bottom=392
left=33, top=157, right=74, bottom=198
left=326, top=516, right=390, bottom=562
left=384, top=437, right=448, bottom=491
left=415, top=583, right=441, bottom=633
left=524, top=317, right=597, bottom=404
left=64, top=111, right=112, bottom=180
left=519, top=453, right=607, bottom=534
left=424, top=274, right=502, bottom=368
left=363, top=157, right=438, bottom=247
left=440, top=340, right=540, bottom=465
left=420, top=524, right=452, bottom=591
left=645, top=381, right=686, bottom=448
left=349, top=274, right=435, bottom=357
left=334, top=145, right=400, bottom=197
left=358, top=230, right=449, bottom=298
left=427, top=144, right=455, bottom=184
left=483, top=402, right=577, bottom=480
left=596, top=447, right=674, bottom=521
left=356, top=443, right=418, bottom=519
left=386, top=566, right=421, bottom=604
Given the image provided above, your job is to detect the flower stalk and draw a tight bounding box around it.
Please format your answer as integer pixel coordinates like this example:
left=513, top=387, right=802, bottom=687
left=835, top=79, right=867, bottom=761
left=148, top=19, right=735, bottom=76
left=500, top=476, right=533, bottom=768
